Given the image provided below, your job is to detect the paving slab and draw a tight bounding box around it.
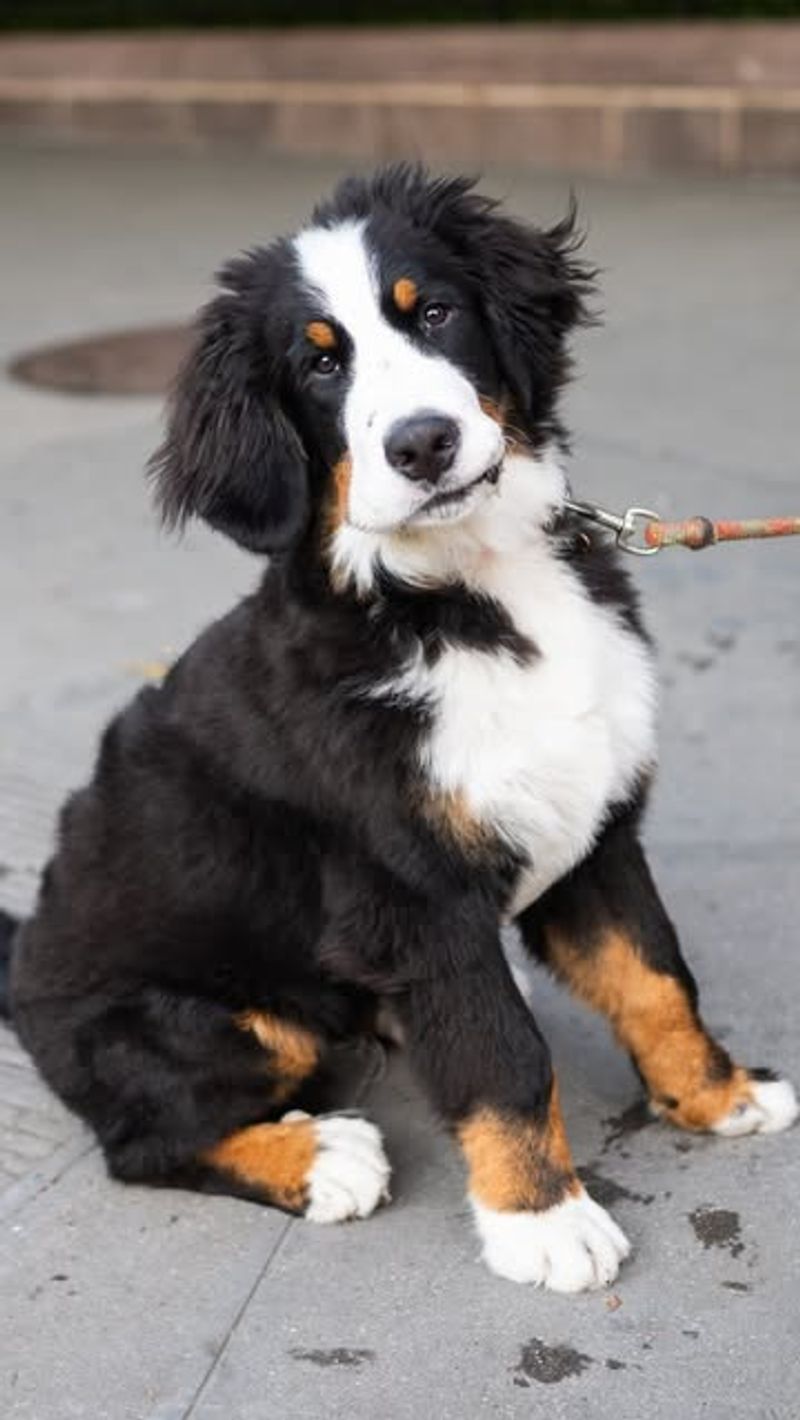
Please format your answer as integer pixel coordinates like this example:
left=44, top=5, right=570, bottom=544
left=0, top=138, right=798, bottom=1420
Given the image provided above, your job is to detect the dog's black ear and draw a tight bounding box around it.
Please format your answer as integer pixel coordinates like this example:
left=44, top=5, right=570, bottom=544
left=471, top=199, right=596, bottom=436
left=409, top=172, right=595, bottom=439
left=149, top=260, right=308, bottom=554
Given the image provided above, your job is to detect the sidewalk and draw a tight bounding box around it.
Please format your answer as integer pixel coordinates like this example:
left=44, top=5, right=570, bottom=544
left=1, top=139, right=798, bottom=1419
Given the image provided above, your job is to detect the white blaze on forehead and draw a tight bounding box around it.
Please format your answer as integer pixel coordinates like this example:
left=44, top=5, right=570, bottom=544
left=294, top=220, right=385, bottom=352
left=292, top=220, right=503, bottom=541
left=293, top=219, right=473, bottom=405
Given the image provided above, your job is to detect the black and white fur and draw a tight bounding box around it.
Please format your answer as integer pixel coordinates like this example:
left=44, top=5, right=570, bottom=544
left=2, top=168, right=794, bottom=1294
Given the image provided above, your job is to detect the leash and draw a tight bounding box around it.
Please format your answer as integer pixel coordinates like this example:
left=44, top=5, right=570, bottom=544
left=564, top=499, right=800, bottom=557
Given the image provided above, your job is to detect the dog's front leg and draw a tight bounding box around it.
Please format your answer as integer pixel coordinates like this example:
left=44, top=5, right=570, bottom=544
left=519, top=815, right=798, bottom=1138
left=394, top=920, right=630, bottom=1291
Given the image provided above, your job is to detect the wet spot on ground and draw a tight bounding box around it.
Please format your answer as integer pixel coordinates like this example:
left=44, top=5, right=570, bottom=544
left=580, top=1163, right=655, bottom=1207
left=512, top=1339, right=594, bottom=1386
left=677, top=650, right=714, bottom=672
left=688, top=1205, right=744, bottom=1257
left=601, top=1100, right=654, bottom=1153
left=290, top=1347, right=375, bottom=1368
left=706, top=624, right=739, bottom=653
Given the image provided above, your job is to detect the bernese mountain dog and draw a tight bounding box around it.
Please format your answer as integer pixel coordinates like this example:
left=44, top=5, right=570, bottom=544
left=2, top=166, right=796, bottom=1293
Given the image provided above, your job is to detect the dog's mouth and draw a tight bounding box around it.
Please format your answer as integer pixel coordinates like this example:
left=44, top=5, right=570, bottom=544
left=413, top=463, right=502, bottom=522
left=343, top=463, right=503, bottom=537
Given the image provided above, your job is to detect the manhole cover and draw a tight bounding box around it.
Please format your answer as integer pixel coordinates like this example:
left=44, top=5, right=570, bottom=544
left=8, top=323, right=191, bottom=396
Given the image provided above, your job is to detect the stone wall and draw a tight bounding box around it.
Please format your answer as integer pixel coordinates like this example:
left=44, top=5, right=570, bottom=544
left=1, top=24, right=799, bottom=173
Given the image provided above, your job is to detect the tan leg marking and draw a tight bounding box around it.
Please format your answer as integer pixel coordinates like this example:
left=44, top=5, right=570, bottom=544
left=237, top=1010, right=320, bottom=1103
left=392, top=278, right=418, bottom=313
left=459, top=1082, right=581, bottom=1212
left=547, top=929, right=752, bottom=1131
left=204, top=1119, right=316, bottom=1212
left=306, top=320, right=336, bottom=350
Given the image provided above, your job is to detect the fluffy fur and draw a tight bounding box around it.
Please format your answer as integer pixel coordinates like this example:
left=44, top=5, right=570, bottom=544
left=2, top=167, right=795, bottom=1292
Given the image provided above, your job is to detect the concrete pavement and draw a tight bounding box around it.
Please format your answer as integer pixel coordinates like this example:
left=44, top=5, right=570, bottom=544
left=1, top=138, right=799, bottom=1419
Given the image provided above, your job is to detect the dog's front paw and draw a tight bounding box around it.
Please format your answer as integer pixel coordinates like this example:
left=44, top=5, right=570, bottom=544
left=712, top=1074, right=799, bottom=1138
left=298, top=1114, right=392, bottom=1224
left=470, top=1188, right=631, bottom=1291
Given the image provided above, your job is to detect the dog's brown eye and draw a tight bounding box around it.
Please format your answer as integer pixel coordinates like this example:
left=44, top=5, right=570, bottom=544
left=313, top=351, right=340, bottom=376
left=423, top=302, right=451, bottom=329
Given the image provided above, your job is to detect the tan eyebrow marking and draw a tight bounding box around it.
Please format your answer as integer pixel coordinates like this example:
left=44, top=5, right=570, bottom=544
left=306, top=320, right=336, bottom=350
left=393, top=278, right=418, bottom=314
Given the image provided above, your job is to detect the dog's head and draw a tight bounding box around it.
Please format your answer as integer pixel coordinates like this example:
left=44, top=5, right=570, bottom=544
left=150, top=167, right=593, bottom=567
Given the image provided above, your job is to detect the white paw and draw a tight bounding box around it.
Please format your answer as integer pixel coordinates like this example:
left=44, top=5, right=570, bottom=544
left=713, top=1077, right=799, bottom=1137
left=303, top=1115, right=391, bottom=1224
left=471, top=1189, right=631, bottom=1292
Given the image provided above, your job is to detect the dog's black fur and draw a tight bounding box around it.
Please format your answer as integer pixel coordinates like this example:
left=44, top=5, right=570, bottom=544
left=1, top=168, right=781, bottom=1246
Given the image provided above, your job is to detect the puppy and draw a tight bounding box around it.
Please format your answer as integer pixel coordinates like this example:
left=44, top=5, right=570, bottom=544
left=3, top=167, right=796, bottom=1293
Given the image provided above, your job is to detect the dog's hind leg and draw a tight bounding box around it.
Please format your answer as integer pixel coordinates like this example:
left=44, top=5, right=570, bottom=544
left=16, top=987, right=390, bottom=1221
left=519, top=813, right=798, bottom=1138
left=194, top=1113, right=390, bottom=1221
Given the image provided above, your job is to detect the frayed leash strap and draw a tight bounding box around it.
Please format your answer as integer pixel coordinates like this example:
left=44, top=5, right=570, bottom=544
left=644, top=515, right=800, bottom=552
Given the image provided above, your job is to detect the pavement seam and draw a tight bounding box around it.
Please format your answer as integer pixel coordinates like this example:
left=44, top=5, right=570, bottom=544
left=176, top=1215, right=296, bottom=1420
left=164, top=1051, right=384, bottom=1418
left=0, top=1131, right=96, bottom=1225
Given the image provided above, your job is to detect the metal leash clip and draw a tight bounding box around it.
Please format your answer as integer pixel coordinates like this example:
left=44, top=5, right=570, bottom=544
left=564, top=499, right=661, bottom=556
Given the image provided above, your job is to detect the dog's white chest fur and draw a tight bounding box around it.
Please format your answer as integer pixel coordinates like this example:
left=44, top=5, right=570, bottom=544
left=370, top=457, right=658, bottom=915
left=427, top=546, right=655, bottom=912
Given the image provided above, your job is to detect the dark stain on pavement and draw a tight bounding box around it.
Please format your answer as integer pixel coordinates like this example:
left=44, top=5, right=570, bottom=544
left=678, top=650, right=714, bottom=673
left=290, top=1347, right=375, bottom=1368
left=579, top=1163, right=655, bottom=1207
left=513, top=1339, right=594, bottom=1386
left=688, top=1206, right=744, bottom=1257
left=601, top=1100, right=653, bottom=1153
left=706, top=624, right=738, bottom=653
left=677, top=625, right=739, bottom=676
left=605, top=1358, right=628, bottom=1371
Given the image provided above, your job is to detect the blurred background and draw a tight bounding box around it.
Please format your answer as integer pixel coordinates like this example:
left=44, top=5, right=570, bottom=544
left=4, top=2, right=800, bottom=178
left=1, top=7, right=799, bottom=1420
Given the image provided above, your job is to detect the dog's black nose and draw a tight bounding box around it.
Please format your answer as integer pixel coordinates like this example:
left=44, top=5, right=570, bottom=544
left=384, top=413, right=460, bottom=483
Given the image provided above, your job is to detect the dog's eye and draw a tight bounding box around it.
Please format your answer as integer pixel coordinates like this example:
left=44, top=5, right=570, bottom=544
left=422, top=302, right=451, bottom=329
left=312, top=351, right=340, bottom=376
